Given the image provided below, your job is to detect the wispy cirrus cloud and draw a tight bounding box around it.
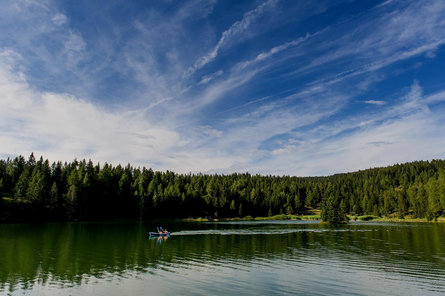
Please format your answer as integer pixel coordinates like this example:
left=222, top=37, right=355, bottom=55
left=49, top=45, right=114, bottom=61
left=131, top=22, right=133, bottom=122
left=52, top=13, right=67, bottom=26
left=363, top=100, right=386, bottom=105
left=1, top=0, right=445, bottom=176
left=235, top=32, right=314, bottom=71
left=186, top=0, right=279, bottom=76
left=63, top=30, right=87, bottom=68
left=198, top=70, right=224, bottom=85
left=0, top=50, right=240, bottom=172
left=278, top=1, right=445, bottom=84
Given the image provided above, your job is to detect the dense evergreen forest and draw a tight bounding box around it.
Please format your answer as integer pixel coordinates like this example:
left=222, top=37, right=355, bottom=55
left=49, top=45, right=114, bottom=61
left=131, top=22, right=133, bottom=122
left=0, top=154, right=444, bottom=222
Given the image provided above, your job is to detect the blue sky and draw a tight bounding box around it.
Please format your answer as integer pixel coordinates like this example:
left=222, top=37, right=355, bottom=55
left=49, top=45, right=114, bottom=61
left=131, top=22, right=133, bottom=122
left=1, top=0, right=445, bottom=176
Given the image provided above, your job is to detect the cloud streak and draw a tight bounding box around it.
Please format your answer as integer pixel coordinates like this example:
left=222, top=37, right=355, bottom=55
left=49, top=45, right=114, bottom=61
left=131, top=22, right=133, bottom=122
left=186, top=0, right=279, bottom=76
left=1, top=0, right=445, bottom=176
left=363, top=100, right=386, bottom=105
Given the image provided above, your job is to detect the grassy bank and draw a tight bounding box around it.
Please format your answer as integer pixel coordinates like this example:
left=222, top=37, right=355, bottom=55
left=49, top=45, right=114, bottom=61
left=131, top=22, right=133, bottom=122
left=182, top=208, right=322, bottom=222
left=182, top=214, right=321, bottom=222
left=183, top=213, right=445, bottom=223
left=349, top=215, right=445, bottom=223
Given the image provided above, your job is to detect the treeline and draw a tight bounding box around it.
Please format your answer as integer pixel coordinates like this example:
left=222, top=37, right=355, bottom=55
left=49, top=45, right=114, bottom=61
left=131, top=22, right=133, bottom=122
left=0, top=154, right=444, bottom=222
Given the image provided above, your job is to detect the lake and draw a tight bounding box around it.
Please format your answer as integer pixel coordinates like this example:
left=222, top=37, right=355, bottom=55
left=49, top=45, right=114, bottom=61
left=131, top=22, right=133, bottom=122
left=1, top=220, right=444, bottom=295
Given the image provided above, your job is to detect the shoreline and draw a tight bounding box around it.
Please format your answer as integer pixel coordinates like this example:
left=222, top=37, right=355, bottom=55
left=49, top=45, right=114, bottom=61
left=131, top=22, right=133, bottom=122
left=182, top=214, right=445, bottom=223
left=1, top=213, right=444, bottom=224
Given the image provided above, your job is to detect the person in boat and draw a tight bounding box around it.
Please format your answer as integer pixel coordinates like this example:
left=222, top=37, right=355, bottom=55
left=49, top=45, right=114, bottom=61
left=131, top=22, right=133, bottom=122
left=163, top=228, right=168, bottom=234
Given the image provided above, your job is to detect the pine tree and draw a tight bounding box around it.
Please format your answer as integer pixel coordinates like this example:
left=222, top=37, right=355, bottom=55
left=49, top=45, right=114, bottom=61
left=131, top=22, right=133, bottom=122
left=321, top=194, right=348, bottom=224
left=426, top=178, right=442, bottom=221
left=14, top=170, right=30, bottom=199
left=26, top=170, right=44, bottom=202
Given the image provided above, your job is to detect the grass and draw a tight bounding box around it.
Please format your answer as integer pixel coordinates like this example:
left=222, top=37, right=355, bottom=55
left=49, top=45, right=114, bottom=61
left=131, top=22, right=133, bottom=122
left=377, top=216, right=445, bottom=223
left=351, top=215, right=380, bottom=221
left=184, top=213, right=445, bottom=223
left=301, top=215, right=321, bottom=220
left=253, top=214, right=299, bottom=221
left=348, top=214, right=445, bottom=223
left=1, top=196, right=15, bottom=203
left=183, top=214, right=321, bottom=222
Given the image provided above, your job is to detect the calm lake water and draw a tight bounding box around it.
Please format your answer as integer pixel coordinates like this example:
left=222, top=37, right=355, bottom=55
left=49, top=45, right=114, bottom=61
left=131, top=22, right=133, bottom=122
left=1, top=220, right=444, bottom=296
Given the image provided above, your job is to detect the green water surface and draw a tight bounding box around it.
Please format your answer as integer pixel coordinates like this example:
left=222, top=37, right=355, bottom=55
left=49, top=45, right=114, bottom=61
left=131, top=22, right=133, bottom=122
left=1, top=221, right=444, bottom=295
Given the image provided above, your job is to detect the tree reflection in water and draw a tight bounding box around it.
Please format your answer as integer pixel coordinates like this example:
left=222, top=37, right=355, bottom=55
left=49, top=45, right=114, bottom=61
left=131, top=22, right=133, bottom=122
left=0, top=221, right=444, bottom=295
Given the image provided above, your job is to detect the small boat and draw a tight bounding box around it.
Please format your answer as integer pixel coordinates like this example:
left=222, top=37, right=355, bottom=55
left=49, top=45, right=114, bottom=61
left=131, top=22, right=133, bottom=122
left=149, top=232, right=171, bottom=237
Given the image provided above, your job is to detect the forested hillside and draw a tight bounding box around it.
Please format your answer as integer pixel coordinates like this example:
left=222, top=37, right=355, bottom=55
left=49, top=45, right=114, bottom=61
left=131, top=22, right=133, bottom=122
left=0, top=154, right=444, bottom=222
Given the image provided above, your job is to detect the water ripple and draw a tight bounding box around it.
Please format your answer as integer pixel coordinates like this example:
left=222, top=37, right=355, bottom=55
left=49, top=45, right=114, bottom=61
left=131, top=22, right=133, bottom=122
left=1, top=222, right=445, bottom=295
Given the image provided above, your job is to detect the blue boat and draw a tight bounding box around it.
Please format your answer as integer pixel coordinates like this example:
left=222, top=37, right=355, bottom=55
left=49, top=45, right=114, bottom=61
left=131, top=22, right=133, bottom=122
left=150, top=227, right=170, bottom=237
left=149, top=232, right=171, bottom=237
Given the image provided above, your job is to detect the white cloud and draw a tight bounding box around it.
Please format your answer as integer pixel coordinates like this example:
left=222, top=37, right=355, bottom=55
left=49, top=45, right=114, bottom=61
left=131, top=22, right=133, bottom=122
left=198, top=70, right=224, bottom=85
left=363, top=100, right=386, bottom=105
left=186, top=0, right=279, bottom=75
left=249, top=83, right=445, bottom=176
left=2, top=1, right=445, bottom=177
left=235, top=31, right=318, bottom=71
left=52, top=13, right=67, bottom=26
left=284, top=1, right=445, bottom=85
left=64, top=30, right=86, bottom=67
left=0, top=51, right=244, bottom=173
left=0, top=51, right=173, bottom=168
